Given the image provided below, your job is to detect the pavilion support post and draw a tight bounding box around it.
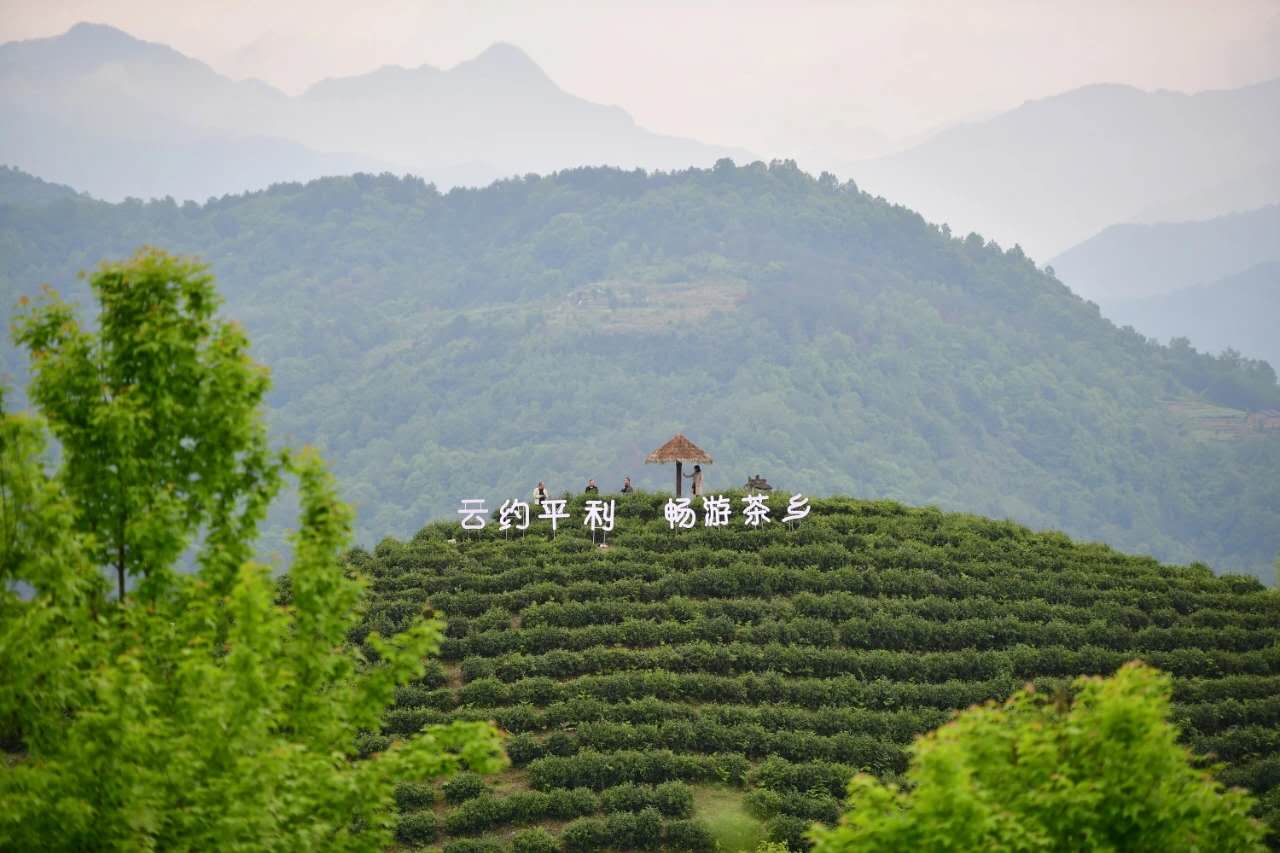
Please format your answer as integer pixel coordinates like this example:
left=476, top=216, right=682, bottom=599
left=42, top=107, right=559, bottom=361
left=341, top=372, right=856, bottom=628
left=676, top=460, right=683, bottom=498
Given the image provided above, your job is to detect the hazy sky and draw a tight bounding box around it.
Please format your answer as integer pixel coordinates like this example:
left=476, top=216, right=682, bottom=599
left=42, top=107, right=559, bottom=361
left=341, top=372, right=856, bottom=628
left=3, top=0, right=1279, bottom=158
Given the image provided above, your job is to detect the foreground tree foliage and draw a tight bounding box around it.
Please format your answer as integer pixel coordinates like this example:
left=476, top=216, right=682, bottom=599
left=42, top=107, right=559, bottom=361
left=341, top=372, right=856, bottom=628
left=810, top=662, right=1265, bottom=852
left=0, top=250, right=504, bottom=850
left=13, top=248, right=279, bottom=601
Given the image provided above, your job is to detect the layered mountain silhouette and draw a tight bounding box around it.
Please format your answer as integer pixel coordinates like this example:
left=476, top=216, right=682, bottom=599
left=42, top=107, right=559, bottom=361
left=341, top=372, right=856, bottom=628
left=848, top=80, right=1280, bottom=259
left=1050, top=204, right=1280, bottom=304
left=1105, top=262, right=1280, bottom=370
left=1049, top=204, right=1280, bottom=369
left=0, top=23, right=745, bottom=201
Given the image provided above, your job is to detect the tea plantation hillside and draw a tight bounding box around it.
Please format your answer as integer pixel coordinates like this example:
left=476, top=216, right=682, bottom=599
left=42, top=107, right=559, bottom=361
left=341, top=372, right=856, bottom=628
left=351, top=494, right=1280, bottom=852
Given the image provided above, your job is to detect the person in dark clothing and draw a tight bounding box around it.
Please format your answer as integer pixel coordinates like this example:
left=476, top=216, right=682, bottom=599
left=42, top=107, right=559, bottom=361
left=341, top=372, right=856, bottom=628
left=621, top=476, right=634, bottom=493
left=584, top=479, right=599, bottom=494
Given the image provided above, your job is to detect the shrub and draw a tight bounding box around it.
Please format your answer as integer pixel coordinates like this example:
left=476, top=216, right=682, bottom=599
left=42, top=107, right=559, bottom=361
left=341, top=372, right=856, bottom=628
left=600, top=782, right=652, bottom=814
left=355, top=732, right=391, bottom=758
left=561, top=817, right=611, bottom=852
left=599, top=781, right=694, bottom=817
left=443, top=771, right=487, bottom=803
left=545, top=730, right=577, bottom=756
left=394, top=780, right=435, bottom=812
left=444, top=795, right=509, bottom=835
left=654, top=781, right=695, bottom=817
left=600, top=807, right=663, bottom=850
left=546, top=787, right=599, bottom=819
left=767, top=815, right=813, bottom=851
left=394, top=811, right=438, bottom=847
left=664, top=818, right=717, bottom=852
left=505, top=732, right=545, bottom=767
left=510, top=827, right=559, bottom=853
left=633, top=807, right=664, bottom=849
left=441, top=840, right=505, bottom=853
left=604, top=810, right=640, bottom=849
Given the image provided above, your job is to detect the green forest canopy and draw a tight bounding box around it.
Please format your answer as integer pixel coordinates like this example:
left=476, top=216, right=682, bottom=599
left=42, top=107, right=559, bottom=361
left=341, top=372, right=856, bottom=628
left=1, top=161, right=1277, bottom=579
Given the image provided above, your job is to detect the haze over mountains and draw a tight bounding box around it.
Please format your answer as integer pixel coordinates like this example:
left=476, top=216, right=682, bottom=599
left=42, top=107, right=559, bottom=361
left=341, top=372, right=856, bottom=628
left=1051, top=204, right=1280, bottom=301
left=850, top=80, right=1280, bottom=258
left=1049, top=205, right=1280, bottom=367
left=4, top=21, right=1278, bottom=262
left=0, top=23, right=744, bottom=201
left=1105, top=262, right=1280, bottom=372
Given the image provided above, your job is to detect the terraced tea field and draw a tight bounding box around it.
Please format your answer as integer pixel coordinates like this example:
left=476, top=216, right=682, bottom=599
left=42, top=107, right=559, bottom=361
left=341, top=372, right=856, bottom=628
left=351, top=494, right=1280, bottom=851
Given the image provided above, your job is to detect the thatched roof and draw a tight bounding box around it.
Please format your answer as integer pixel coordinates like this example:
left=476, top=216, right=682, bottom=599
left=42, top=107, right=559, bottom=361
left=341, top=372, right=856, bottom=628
left=645, top=433, right=713, bottom=464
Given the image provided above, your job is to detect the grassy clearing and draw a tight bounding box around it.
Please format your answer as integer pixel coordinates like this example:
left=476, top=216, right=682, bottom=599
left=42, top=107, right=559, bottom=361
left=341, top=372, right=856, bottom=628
left=692, top=785, right=766, bottom=852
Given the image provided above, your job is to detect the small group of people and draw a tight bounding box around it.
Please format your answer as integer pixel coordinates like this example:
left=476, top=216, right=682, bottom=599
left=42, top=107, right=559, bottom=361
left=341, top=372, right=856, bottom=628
left=531, top=476, right=636, bottom=506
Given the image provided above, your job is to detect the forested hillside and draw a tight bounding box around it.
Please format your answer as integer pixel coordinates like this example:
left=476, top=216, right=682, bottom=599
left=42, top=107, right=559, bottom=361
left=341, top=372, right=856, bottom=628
left=1, top=162, right=1278, bottom=579
left=354, top=495, right=1280, bottom=850
left=0, top=164, right=83, bottom=206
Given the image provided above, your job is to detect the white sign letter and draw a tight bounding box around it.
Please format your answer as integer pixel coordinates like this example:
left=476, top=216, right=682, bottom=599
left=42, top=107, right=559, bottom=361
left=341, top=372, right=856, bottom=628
left=499, top=499, right=531, bottom=531
left=539, top=498, right=569, bottom=533
left=741, top=493, right=771, bottom=528
left=664, top=497, right=696, bottom=529
left=702, top=494, right=731, bottom=527
left=583, top=499, right=616, bottom=533
left=782, top=493, right=811, bottom=523
left=457, top=498, right=488, bottom=530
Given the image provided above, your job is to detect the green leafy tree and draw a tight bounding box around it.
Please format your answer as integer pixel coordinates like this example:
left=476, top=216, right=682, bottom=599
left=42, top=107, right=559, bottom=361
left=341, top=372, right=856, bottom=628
left=810, top=662, right=1265, bottom=852
left=0, top=252, right=505, bottom=849
left=13, top=248, right=280, bottom=599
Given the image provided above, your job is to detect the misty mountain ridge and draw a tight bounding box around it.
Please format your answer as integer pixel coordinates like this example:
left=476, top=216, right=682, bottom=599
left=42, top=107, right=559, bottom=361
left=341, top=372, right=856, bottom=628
left=848, top=77, right=1280, bottom=258
left=1050, top=204, right=1280, bottom=303
left=0, top=23, right=746, bottom=201
left=0, top=164, right=84, bottom=205
left=1049, top=204, right=1280, bottom=373
left=1105, top=262, right=1280, bottom=371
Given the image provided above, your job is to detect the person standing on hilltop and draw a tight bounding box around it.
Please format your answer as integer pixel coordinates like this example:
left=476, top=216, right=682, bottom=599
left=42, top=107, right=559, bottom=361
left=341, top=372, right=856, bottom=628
left=621, top=476, right=634, bottom=493
left=685, top=464, right=704, bottom=497
left=584, top=479, right=599, bottom=494
left=533, top=481, right=548, bottom=507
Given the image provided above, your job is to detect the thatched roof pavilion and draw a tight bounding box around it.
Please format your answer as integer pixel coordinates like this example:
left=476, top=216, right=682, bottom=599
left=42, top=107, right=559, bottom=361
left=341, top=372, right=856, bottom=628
left=645, top=433, right=713, bottom=498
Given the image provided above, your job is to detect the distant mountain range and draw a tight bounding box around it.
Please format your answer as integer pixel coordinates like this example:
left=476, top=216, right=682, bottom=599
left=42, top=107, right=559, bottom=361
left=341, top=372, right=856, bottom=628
left=5, top=21, right=1277, bottom=259
left=849, top=80, right=1280, bottom=259
left=1046, top=204, right=1280, bottom=368
left=1105, top=262, right=1280, bottom=370
left=0, top=23, right=746, bottom=201
left=1050, top=204, right=1280, bottom=303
